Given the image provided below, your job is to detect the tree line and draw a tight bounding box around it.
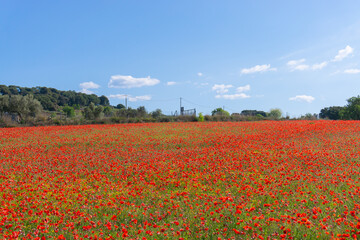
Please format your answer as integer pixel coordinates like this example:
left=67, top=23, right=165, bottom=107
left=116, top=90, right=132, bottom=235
left=1, top=84, right=360, bottom=127
left=0, top=85, right=109, bottom=111
left=319, top=96, right=360, bottom=120
left=0, top=84, right=178, bottom=126
left=212, top=108, right=283, bottom=120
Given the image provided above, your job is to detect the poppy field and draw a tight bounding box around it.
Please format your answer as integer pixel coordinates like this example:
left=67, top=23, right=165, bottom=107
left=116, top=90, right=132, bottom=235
left=0, top=121, right=360, bottom=240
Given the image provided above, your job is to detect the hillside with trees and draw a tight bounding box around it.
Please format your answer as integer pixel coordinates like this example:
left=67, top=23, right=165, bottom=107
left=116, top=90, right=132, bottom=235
left=0, top=84, right=199, bottom=127
left=0, top=85, right=109, bottom=111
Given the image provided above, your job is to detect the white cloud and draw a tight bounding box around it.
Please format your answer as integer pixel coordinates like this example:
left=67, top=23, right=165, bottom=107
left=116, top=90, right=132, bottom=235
left=287, top=59, right=306, bottom=67
left=236, top=84, right=250, bottom=92
left=129, top=95, right=152, bottom=102
left=167, top=81, right=176, bottom=86
left=109, top=94, right=127, bottom=100
left=212, top=84, right=233, bottom=94
left=108, top=75, right=160, bottom=88
left=332, top=45, right=354, bottom=62
left=109, top=94, right=151, bottom=102
left=294, top=64, right=310, bottom=70
left=344, top=68, right=360, bottom=74
left=197, top=72, right=203, bottom=77
left=79, top=81, right=100, bottom=90
left=193, top=82, right=209, bottom=87
left=241, top=64, right=276, bottom=74
left=79, top=81, right=100, bottom=94
left=289, top=95, right=315, bottom=103
left=312, top=61, right=328, bottom=70
left=80, top=88, right=94, bottom=94
left=215, top=93, right=250, bottom=100
left=288, top=59, right=328, bottom=71
left=287, top=59, right=309, bottom=71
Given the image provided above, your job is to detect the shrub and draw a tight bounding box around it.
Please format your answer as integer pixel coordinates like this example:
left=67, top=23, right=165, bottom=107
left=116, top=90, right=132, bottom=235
left=198, top=113, right=204, bottom=122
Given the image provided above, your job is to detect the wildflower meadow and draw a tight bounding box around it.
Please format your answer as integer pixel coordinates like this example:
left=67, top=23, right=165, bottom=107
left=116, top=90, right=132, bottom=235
left=1, top=121, right=360, bottom=239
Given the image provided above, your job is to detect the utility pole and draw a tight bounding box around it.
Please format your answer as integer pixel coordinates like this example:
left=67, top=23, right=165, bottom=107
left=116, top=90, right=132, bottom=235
left=125, top=95, right=128, bottom=109
left=180, top=97, right=183, bottom=115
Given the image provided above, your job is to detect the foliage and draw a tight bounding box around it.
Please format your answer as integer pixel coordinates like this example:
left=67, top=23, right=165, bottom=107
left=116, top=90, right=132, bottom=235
left=151, top=108, right=163, bottom=118
left=73, top=104, right=80, bottom=110
left=319, top=106, right=343, bottom=120
left=0, top=84, right=109, bottom=111
left=211, top=107, right=230, bottom=116
left=115, top=103, right=126, bottom=109
left=0, top=94, right=43, bottom=122
left=299, top=113, right=318, bottom=120
left=340, top=95, right=360, bottom=120
left=198, top=112, right=204, bottom=122
left=268, top=108, right=282, bottom=120
left=0, top=95, right=9, bottom=117
left=103, top=106, right=113, bottom=117
left=83, top=102, right=104, bottom=120
left=241, top=109, right=267, bottom=117
left=136, top=106, right=147, bottom=118
left=63, top=106, right=75, bottom=118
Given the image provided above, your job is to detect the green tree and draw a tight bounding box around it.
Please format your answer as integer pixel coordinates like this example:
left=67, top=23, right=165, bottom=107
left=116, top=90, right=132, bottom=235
left=198, top=113, right=204, bottom=122
left=0, top=85, right=10, bottom=95
left=241, top=110, right=267, bottom=117
left=211, top=108, right=230, bottom=116
left=63, top=106, right=75, bottom=118
left=116, top=108, right=127, bottom=117
left=341, top=96, right=360, bottom=120
left=125, top=107, right=137, bottom=118
left=0, top=95, right=10, bottom=117
left=8, top=95, right=42, bottom=122
left=83, top=103, right=95, bottom=120
left=136, top=106, right=147, bottom=118
left=319, top=106, right=343, bottom=120
left=151, top=109, right=163, bottom=118
left=94, top=105, right=104, bottom=119
left=103, top=106, right=113, bottom=117
left=301, top=113, right=317, bottom=120
left=73, top=104, right=80, bottom=110
left=268, top=108, right=282, bottom=120
left=115, top=104, right=126, bottom=109
left=88, top=94, right=100, bottom=105
left=99, top=95, right=110, bottom=106
left=75, top=94, right=87, bottom=106
left=8, top=85, right=20, bottom=95
left=36, top=95, right=57, bottom=111
left=83, top=103, right=104, bottom=119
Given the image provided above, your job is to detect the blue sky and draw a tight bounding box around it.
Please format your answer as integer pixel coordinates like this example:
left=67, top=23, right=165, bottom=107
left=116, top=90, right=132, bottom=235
left=1, top=1, right=360, bottom=116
